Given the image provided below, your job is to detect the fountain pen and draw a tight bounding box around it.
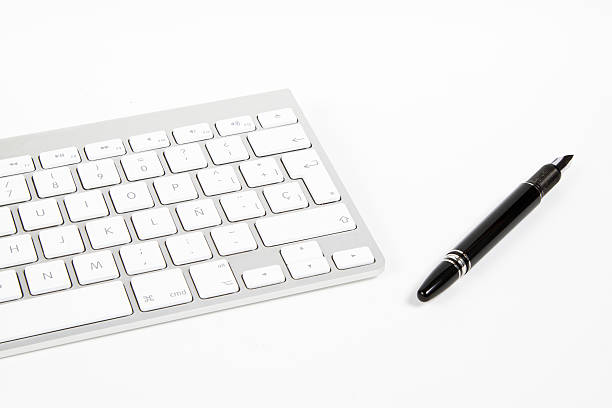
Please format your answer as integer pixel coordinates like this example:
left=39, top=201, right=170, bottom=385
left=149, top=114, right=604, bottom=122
left=417, top=155, right=573, bottom=302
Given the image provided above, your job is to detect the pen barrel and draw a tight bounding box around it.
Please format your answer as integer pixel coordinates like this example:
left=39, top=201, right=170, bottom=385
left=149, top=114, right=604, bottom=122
left=454, top=183, right=541, bottom=268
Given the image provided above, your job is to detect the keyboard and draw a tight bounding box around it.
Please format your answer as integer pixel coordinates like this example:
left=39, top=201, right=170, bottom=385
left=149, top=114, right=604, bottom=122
left=0, top=90, right=384, bottom=358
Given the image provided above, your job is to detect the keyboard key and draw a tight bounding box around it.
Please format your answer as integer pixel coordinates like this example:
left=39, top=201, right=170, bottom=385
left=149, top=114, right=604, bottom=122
left=281, top=241, right=323, bottom=264
left=0, top=175, right=31, bottom=206
left=282, top=149, right=340, bottom=204
left=263, top=182, right=308, bottom=213
left=19, top=198, right=63, bottom=231
left=0, top=234, right=38, bottom=268
left=211, top=223, right=257, bottom=256
left=131, top=268, right=192, bottom=312
left=109, top=181, right=154, bottom=213
left=176, top=199, right=221, bottom=231
left=215, top=115, right=255, bottom=136
left=333, top=247, right=375, bottom=269
left=0, top=155, right=35, bottom=177
left=257, top=108, right=298, bottom=129
left=77, top=159, right=121, bottom=189
left=206, top=136, right=249, bottom=165
left=173, top=122, right=213, bottom=144
left=220, top=191, right=265, bottom=221
left=86, top=216, right=132, bottom=249
left=64, top=190, right=109, bottom=222
left=197, top=165, right=241, bottom=196
left=33, top=166, right=77, bottom=198
left=164, top=143, right=208, bottom=173
left=256, top=203, right=356, bottom=246
left=0, top=270, right=22, bottom=303
left=39, top=146, right=81, bottom=169
left=121, top=151, right=165, bottom=181
left=25, top=260, right=71, bottom=295
left=120, top=241, right=166, bottom=275
left=129, top=131, right=170, bottom=152
left=248, top=124, right=310, bottom=157
left=39, top=225, right=85, bottom=258
left=287, top=258, right=331, bottom=279
left=85, top=139, right=126, bottom=160
left=190, top=260, right=238, bottom=299
left=154, top=173, right=198, bottom=204
left=0, top=281, right=132, bottom=343
left=242, top=265, right=285, bottom=289
left=239, top=158, right=284, bottom=187
left=166, top=232, right=212, bottom=265
left=73, top=250, right=119, bottom=285
left=0, top=207, right=16, bottom=237
left=132, top=207, right=177, bottom=240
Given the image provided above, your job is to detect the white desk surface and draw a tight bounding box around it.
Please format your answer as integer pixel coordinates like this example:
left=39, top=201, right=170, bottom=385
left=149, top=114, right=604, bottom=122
left=1, top=2, right=610, bottom=407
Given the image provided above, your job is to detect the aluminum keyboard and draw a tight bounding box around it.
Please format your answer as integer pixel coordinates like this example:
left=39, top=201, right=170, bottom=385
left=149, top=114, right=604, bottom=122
left=0, top=90, right=384, bottom=358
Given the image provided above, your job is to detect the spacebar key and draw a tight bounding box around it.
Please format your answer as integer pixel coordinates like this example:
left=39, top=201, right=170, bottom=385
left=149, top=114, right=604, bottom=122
left=256, top=203, right=357, bottom=246
left=0, top=281, right=133, bottom=343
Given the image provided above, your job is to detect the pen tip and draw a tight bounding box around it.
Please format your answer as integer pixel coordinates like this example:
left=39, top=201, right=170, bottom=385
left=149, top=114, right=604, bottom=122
left=551, top=155, right=573, bottom=173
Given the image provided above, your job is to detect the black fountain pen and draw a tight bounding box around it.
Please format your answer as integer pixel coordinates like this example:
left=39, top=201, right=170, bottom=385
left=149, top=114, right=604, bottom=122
left=417, top=155, right=573, bottom=302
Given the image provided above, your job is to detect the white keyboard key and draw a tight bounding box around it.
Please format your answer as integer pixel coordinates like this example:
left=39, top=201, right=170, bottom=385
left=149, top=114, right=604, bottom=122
left=0, top=270, right=22, bottom=303
left=132, top=207, right=177, bottom=240
left=25, top=260, right=71, bottom=295
left=248, top=124, right=311, bottom=157
left=287, top=257, right=331, bottom=279
left=39, top=146, right=81, bottom=169
left=110, top=181, right=154, bottom=213
left=282, top=149, right=340, bottom=204
left=190, top=260, right=238, bottom=299
left=173, top=122, right=213, bottom=144
left=39, top=225, right=85, bottom=258
left=263, top=182, right=308, bottom=213
left=164, top=143, right=208, bottom=173
left=333, top=247, right=375, bottom=269
left=131, top=268, right=192, bottom=312
left=197, top=165, right=241, bottom=196
left=240, top=158, right=284, bottom=187
left=206, top=136, right=249, bottom=165
left=33, top=167, right=76, bottom=198
left=166, top=232, right=212, bottom=265
left=257, top=108, right=298, bottom=129
left=19, top=199, right=63, bottom=231
left=64, top=190, right=109, bottom=222
left=211, top=223, right=257, bottom=256
left=0, top=281, right=132, bottom=343
left=215, top=115, right=255, bottom=136
left=121, top=151, right=165, bottom=181
left=0, top=207, right=16, bottom=237
left=77, top=159, right=121, bottom=189
left=281, top=241, right=323, bottom=264
left=256, top=203, right=356, bottom=246
left=129, top=131, right=170, bottom=152
left=154, top=173, right=198, bottom=204
left=0, top=155, right=35, bottom=177
left=85, top=139, right=126, bottom=160
left=220, top=191, right=265, bottom=222
left=242, top=265, right=285, bottom=289
left=0, top=234, right=38, bottom=268
left=0, top=175, right=31, bottom=206
left=86, top=216, right=131, bottom=249
left=73, top=250, right=119, bottom=285
left=176, top=199, right=221, bottom=231
left=120, top=241, right=166, bottom=275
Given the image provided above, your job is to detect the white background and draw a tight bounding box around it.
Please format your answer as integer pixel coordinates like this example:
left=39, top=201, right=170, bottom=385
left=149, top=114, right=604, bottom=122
left=1, top=1, right=611, bottom=407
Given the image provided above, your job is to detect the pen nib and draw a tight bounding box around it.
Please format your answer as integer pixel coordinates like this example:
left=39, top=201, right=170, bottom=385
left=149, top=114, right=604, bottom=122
left=551, top=155, right=573, bottom=173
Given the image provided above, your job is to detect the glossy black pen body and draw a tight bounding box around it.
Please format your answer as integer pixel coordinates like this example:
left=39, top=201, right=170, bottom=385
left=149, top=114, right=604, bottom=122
left=417, top=155, right=573, bottom=302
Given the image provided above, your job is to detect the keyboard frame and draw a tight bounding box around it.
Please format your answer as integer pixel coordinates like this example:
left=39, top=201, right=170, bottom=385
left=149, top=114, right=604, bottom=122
left=0, top=89, right=385, bottom=358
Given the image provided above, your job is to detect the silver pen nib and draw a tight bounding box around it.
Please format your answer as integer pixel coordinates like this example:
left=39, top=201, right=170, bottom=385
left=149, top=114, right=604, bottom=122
left=551, top=155, right=573, bottom=173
